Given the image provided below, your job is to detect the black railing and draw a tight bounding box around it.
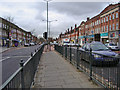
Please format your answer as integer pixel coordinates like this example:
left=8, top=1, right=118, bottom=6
left=1, top=44, right=44, bottom=89
left=55, top=45, right=120, bottom=89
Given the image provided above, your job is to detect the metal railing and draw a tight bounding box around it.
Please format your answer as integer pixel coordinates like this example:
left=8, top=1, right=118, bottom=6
left=0, top=44, right=45, bottom=89
left=55, top=45, right=120, bottom=89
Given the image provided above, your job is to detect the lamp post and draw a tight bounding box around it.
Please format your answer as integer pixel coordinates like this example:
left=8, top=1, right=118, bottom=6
left=42, top=20, right=57, bottom=38
left=44, top=0, right=52, bottom=42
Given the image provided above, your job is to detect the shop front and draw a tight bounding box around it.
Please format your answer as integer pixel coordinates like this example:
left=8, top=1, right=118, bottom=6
left=100, top=33, right=108, bottom=44
left=78, top=36, right=85, bottom=46
left=12, top=39, right=19, bottom=47
left=109, top=31, right=119, bottom=45
left=87, top=35, right=94, bottom=43
left=2, top=37, right=7, bottom=46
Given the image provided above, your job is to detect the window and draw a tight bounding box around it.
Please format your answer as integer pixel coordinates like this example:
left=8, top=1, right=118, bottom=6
left=112, top=14, right=114, bottom=19
left=106, top=25, right=108, bottom=32
left=109, top=25, right=111, bottom=31
left=102, top=26, right=104, bottom=32
left=101, top=19, right=103, bottom=23
left=109, top=15, right=111, bottom=20
left=116, top=23, right=118, bottom=30
left=104, top=18, right=105, bottom=22
left=99, top=20, right=100, bottom=24
left=93, top=22, right=94, bottom=26
left=106, top=17, right=108, bottom=22
left=112, top=24, right=114, bottom=30
left=116, top=12, right=118, bottom=18
left=104, top=26, right=105, bottom=32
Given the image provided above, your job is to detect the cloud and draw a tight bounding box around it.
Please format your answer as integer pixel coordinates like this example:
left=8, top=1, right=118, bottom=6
left=0, top=1, right=117, bottom=38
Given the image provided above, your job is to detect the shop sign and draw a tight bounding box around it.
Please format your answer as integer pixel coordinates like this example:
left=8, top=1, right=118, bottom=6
left=87, top=35, right=94, bottom=38
left=79, top=36, right=84, bottom=39
left=100, top=33, right=108, bottom=37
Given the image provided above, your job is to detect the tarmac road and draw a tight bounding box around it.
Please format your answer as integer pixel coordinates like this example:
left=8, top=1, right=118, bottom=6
left=1, top=45, right=41, bottom=85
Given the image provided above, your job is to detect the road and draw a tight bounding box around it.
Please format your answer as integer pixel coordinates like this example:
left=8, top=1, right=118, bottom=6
left=1, top=45, right=41, bottom=84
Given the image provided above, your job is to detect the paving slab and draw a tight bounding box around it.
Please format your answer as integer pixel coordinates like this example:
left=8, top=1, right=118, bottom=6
left=32, top=46, right=102, bottom=88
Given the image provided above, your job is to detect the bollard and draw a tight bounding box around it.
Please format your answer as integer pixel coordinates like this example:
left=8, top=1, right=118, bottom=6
left=31, top=52, right=33, bottom=57
left=89, top=48, right=92, bottom=80
left=20, top=59, right=25, bottom=89
left=35, top=49, right=36, bottom=52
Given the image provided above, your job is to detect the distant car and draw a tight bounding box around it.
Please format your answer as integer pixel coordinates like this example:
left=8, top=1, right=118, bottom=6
left=80, top=41, right=119, bottom=66
left=105, top=43, right=119, bottom=51
left=29, top=42, right=35, bottom=46
left=24, top=43, right=29, bottom=47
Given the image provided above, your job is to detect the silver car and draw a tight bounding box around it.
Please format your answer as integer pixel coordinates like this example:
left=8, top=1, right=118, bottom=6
left=105, top=43, right=119, bottom=51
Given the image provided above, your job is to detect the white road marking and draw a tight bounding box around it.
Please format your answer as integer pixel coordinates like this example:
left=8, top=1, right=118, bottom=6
left=0, top=57, right=10, bottom=62
left=0, top=56, right=30, bottom=62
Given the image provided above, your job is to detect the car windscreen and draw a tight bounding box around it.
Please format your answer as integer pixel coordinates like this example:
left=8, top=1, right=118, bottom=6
left=90, top=43, right=109, bottom=51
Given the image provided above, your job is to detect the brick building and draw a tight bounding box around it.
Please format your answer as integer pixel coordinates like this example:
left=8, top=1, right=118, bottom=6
left=58, top=3, right=120, bottom=47
left=0, top=17, right=38, bottom=47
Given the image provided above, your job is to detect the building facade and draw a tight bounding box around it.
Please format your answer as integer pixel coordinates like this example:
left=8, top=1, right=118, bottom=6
left=0, top=17, right=38, bottom=47
left=58, top=3, right=120, bottom=47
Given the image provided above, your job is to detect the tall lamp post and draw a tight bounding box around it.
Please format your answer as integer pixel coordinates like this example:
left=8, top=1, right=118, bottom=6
left=44, top=0, right=52, bottom=42
left=42, top=20, right=57, bottom=38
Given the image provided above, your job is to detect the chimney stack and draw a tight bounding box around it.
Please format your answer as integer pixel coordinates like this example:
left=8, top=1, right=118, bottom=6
left=75, top=24, right=77, bottom=28
left=87, top=17, right=90, bottom=21
left=68, top=28, right=69, bottom=33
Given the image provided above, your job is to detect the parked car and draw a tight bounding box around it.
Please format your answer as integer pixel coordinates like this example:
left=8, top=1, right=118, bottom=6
left=29, top=42, right=35, bottom=46
left=24, top=43, right=29, bottom=47
left=80, top=41, right=119, bottom=66
left=105, top=43, right=119, bottom=51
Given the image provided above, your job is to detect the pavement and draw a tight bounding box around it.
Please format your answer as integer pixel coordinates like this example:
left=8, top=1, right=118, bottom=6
left=32, top=45, right=102, bottom=88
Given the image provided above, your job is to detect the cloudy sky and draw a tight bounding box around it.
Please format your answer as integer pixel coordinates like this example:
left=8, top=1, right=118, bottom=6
left=0, top=0, right=119, bottom=38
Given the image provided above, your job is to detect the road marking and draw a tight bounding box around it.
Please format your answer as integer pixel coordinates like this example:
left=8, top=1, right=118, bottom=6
left=0, top=57, right=10, bottom=62
left=12, top=56, right=31, bottom=57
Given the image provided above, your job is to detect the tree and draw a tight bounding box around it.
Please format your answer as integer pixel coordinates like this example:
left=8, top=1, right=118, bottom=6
left=4, top=15, right=14, bottom=23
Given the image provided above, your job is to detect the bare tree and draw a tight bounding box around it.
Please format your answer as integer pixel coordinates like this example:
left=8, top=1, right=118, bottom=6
left=4, top=15, right=15, bottom=23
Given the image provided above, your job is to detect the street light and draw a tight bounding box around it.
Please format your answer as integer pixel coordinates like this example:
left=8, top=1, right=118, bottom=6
left=42, top=20, right=57, bottom=38
left=44, top=0, right=52, bottom=42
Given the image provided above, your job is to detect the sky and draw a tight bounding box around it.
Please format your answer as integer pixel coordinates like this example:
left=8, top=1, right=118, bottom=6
left=0, top=0, right=119, bottom=38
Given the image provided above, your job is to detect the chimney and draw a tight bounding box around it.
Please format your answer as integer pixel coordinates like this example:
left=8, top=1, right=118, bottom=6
left=71, top=26, right=73, bottom=30
left=75, top=24, right=77, bottom=28
left=87, top=17, right=90, bottom=21
left=68, top=28, right=69, bottom=33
